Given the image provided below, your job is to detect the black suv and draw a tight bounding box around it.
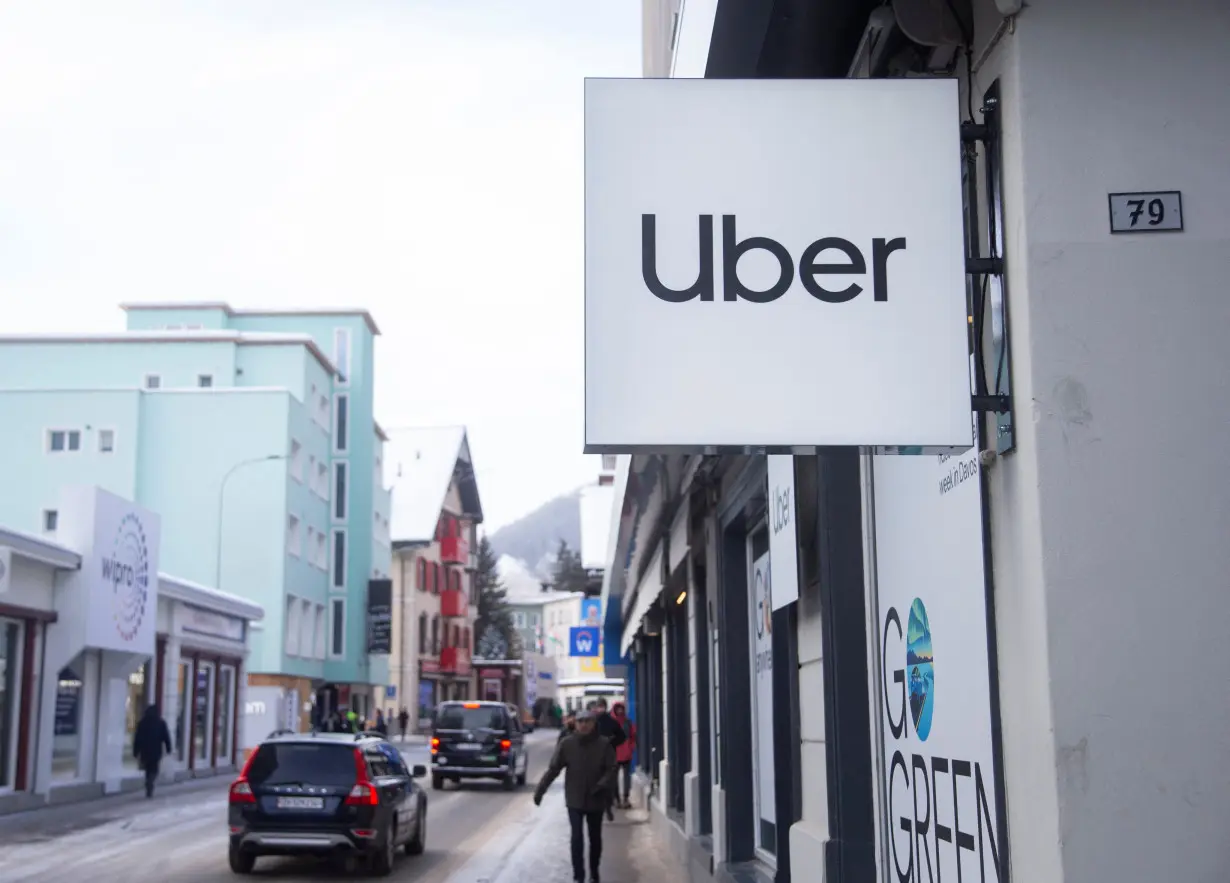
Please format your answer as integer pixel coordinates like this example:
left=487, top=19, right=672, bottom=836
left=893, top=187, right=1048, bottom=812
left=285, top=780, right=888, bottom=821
left=430, top=701, right=527, bottom=791
left=227, top=731, right=427, bottom=876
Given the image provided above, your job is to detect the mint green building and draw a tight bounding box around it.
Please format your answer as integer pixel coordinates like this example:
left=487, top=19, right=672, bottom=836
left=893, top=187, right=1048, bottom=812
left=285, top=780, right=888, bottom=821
left=0, top=302, right=393, bottom=722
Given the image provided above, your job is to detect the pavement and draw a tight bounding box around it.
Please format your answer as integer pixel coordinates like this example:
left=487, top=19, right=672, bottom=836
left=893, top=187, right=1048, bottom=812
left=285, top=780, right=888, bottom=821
left=0, top=729, right=684, bottom=883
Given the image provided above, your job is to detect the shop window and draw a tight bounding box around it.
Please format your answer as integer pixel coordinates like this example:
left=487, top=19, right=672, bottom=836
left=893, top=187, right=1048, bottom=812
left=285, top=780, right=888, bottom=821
left=217, top=666, right=236, bottom=766
left=122, top=661, right=151, bottom=772
left=53, top=658, right=84, bottom=782
left=176, top=661, right=191, bottom=761
left=0, top=620, right=21, bottom=789
left=193, top=661, right=215, bottom=768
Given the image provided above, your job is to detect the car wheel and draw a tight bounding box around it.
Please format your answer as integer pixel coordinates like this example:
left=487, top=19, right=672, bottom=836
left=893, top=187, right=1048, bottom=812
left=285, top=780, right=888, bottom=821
left=368, top=822, right=397, bottom=877
left=405, top=803, right=426, bottom=856
left=516, top=755, right=527, bottom=786
left=502, top=767, right=517, bottom=791
left=228, top=845, right=256, bottom=875
left=431, top=773, right=444, bottom=791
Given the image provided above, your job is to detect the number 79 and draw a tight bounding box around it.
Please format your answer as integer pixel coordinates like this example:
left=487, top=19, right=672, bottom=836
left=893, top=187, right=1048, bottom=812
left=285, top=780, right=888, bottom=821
left=1127, top=198, right=1165, bottom=226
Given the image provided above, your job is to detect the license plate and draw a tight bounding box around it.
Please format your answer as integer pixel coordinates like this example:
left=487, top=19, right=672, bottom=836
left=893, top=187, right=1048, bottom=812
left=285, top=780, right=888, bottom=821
left=456, top=742, right=481, bottom=751
left=481, top=755, right=497, bottom=763
left=277, top=796, right=324, bottom=809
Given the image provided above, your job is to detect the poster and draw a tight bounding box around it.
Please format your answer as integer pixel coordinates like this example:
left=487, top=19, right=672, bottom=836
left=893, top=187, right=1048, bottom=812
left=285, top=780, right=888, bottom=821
left=750, top=551, right=776, bottom=828
left=872, top=432, right=1004, bottom=882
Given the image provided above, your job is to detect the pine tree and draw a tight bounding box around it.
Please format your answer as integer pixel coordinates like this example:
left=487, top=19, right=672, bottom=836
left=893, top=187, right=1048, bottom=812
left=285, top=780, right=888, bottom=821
left=551, top=538, right=589, bottom=595
left=474, top=536, right=518, bottom=659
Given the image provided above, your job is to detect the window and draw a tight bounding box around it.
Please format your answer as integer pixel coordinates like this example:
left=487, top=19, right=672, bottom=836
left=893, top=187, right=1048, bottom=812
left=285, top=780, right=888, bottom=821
left=300, top=598, right=313, bottom=660
left=417, top=559, right=427, bottom=591
left=330, top=598, right=346, bottom=657
left=314, top=529, right=327, bottom=569
left=98, top=429, right=115, bottom=453
left=290, top=441, right=303, bottom=481
left=601, top=454, right=617, bottom=471
left=333, top=394, right=349, bottom=453
left=430, top=615, right=439, bottom=655
left=316, top=461, right=328, bottom=498
left=42, top=509, right=58, bottom=533
left=331, top=529, right=346, bottom=589
left=432, top=562, right=441, bottom=594
left=197, top=374, right=213, bottom=388
left=47, top=429, right=81, bottom=453
left=319, top=393, right=329, bottom=427
left=333, top=327, right=352, bottom=384
left=285, top=595, right=300, bottom=656
left=287, top=514, right=301, bottom=556
left=314, top=604, right=326, bottom=658
left=417, top=613, right=428, bottom=652
left=333, top=462, right=348, bottom=520
left=144, top=374, right=161, bottom=390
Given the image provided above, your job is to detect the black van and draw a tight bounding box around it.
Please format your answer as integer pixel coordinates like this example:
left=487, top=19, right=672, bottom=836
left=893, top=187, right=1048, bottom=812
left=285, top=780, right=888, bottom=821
left=430, top=700, right=528, bottom=791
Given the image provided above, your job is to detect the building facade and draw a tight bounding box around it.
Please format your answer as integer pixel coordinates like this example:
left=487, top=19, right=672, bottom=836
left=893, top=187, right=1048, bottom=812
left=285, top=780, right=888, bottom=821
left=0, top=488, right=262, bottom=815
left=384, top=427, right=482, bottom=731
left=0, top=301, right=391, bottom=729
left=601, top=2, right=1230, bottom=883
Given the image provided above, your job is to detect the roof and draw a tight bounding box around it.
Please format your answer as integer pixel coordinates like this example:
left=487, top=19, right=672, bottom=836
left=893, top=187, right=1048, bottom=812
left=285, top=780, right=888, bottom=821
left=0, top=330, right=338, bottom=377
left=386, top=426, right=484, bottom=543
left=158, top=572, right=265, bottom=621
left=119, top=301, right=382, bottom=336
left=0, top=526, right=81, bottom=569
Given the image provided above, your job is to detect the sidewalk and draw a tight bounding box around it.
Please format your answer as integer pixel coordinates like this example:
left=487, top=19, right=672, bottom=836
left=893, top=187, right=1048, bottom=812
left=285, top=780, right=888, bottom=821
left=447, top=787, right=686, bottom=883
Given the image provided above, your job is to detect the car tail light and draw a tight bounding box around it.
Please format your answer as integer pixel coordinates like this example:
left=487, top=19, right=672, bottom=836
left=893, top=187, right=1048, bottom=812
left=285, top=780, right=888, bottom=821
left=228, top=751, right=258, bottom=804
left=500, top=740, right=511, bottom=751
left=343, top=747, right=379, bottom=806
left=430, top=737, right=440, bottom=754
left=463, top=702, right=480, bottom=709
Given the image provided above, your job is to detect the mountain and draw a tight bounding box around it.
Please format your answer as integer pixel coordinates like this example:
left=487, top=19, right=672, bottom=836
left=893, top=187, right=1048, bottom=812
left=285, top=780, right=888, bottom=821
left=488, top=489, right=581, bottom=579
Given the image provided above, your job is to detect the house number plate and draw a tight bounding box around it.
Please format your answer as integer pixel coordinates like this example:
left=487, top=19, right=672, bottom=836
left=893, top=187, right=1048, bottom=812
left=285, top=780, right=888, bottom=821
left=1108, top=190, right=1183, bottom=233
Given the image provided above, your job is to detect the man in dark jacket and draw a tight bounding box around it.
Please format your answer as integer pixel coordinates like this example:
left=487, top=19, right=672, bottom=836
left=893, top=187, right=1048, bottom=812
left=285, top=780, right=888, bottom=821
left=590, top=698, right=624, bottom=819
left=534, top=710, right=616, bottom=883
left=132, top=704, right=173, bottom=798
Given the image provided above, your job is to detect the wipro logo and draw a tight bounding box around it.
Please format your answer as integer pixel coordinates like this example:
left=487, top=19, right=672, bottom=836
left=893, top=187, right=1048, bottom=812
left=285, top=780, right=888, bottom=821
left=104, top=512, right=151, bottom=642
left=641, top=214, right=908, bottom=304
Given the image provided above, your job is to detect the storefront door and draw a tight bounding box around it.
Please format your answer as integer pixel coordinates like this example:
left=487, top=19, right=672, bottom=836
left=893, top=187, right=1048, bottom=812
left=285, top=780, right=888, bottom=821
left=192, top=661, right=215, bottom=770
left=0, top=619, right=22, bottom=791
left=176, top=661, right=191, bottom=763
left=216, top=665, right=235, bottom=767
left=747, top=525, right=777, bottom=862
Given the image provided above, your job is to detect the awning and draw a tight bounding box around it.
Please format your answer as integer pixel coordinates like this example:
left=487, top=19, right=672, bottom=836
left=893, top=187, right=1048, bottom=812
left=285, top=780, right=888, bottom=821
left=620, top=539, right=665, bottom=656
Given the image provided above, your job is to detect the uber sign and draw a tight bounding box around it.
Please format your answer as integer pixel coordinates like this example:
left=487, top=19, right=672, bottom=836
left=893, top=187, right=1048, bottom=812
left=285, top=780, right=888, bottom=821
left=584, top=78, right=973, bottom=452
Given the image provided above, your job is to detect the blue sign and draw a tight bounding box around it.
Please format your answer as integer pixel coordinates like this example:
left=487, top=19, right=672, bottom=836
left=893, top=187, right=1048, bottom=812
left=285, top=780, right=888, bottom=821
left=580, top=597, right=603, bottom=627
left=569, top=627, right=600, bottom=657
left=386, top=685, right=397, bottom=699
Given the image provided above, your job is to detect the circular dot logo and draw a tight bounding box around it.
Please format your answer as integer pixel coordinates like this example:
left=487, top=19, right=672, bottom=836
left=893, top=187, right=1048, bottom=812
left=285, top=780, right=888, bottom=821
left=754, top=562, right=773, bottom=639
left=108, top=513, right=150, bottom=642
left=905, top=597, right=935, bottom=742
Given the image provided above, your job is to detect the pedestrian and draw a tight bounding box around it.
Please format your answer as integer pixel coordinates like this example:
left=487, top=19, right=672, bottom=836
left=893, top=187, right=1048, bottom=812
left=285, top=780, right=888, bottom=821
left=590, top=697, right=625, bottom=820
left=132, top=703, right=173, bottom=799
left=398, top=706, right=410, bottom=741
left=610, top=701, right=636, bottom=809
left=558, top=711, right=577, bottom=744
left=374, top=708, right=388, bottom=736
left=534, top=710, right=616, bottom=883
left=346, top=709, right=359, bottom=733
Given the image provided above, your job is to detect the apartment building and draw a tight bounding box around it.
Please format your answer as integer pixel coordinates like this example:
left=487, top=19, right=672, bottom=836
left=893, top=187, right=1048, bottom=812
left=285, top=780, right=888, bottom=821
left=0, top=301, right=392, bottom=729
left=383, top=426, right=483, bottom=730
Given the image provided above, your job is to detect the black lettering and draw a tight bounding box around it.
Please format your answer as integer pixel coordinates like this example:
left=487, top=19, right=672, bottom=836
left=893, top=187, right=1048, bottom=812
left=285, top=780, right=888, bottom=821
left=890, top=751, right=913, bottom=883
left=721, top=215, right=793, bottom=302
left=799, top=237, right=865, bottom=303
left=912, top=755, right=934, bottom=883
left=882, top=608, right=905, bottom=739
left=873, top=237, right=908, bottom=301
left=931, top=757, right=951, bottom=883
left=951, top=760, right=975, bottom=880
left=975, top=764, right=1002, bottom=882
left=642, top=213, right=714, bottom=302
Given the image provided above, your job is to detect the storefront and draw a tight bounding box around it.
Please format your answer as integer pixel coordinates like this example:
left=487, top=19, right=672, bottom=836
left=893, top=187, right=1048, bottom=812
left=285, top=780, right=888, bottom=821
left=474, top=661, right=520, bottom=704
left=0, top=487, right=263, bottom=814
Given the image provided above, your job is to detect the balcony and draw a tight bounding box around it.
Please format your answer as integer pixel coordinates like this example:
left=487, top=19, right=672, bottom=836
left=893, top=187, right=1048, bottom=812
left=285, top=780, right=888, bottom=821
left=440, top=588, right=469, bottom=619
left=439, top=646, right=471, bottom=677
left=440, top=534, right=470, bottom=567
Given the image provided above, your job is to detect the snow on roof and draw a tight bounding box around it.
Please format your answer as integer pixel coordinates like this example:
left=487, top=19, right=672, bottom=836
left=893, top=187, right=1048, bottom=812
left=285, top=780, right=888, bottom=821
left=579, top=482, right=616, bottom=571
left=386, top=426, right=470, bottom=543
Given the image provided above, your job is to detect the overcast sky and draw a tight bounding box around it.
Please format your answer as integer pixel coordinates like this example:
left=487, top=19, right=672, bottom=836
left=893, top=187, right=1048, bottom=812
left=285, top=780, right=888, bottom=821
left=0, top=0, right=639, bottom=532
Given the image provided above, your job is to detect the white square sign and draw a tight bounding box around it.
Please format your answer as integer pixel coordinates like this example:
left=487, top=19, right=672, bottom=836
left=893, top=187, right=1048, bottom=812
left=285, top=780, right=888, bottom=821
left=584, top=78, right=972, bottom=451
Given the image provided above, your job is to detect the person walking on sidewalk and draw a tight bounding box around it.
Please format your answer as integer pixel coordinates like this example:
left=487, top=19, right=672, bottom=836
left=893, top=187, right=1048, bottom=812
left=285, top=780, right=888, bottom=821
left=132, top=704, right=173, bottom=799
left=590, top=697, right=625, bottom=820
left=398, top=706, right=410, bottom=740
left=558, top=710, right=577, bottom=744
left=610, top=702, right=636, bottom=808
left=534, top=710, right=616, bottom=883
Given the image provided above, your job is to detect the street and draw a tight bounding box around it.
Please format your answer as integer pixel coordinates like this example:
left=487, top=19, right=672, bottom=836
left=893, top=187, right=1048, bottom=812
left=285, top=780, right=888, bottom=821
left=0, top=730, right=677, bottom=883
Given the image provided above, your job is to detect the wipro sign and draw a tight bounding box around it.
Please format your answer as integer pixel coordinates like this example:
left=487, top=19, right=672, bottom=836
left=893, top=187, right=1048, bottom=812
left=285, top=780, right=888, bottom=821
left=584, top=78, right=973, bottom=452
left=104, top=512, right=152, bottom=642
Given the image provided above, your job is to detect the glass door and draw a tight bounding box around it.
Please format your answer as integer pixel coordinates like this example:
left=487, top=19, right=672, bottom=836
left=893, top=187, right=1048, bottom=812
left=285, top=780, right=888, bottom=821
left=192, top=661, right=215, bottom=769
left=216, top=666, right=235, bottom=766
left=747, top=525, right=777, bottom=863
left=0, top=620, right=22, bottom=791
left=176, top=662, right=191, bottom=763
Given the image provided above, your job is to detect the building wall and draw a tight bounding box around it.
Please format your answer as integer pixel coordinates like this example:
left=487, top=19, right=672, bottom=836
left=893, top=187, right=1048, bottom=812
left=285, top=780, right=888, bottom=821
left=965, top=2, right=1230, bottom=880
left=123, top=305, right=230, bottom=331
left=0, top=339, right=239, bottom=390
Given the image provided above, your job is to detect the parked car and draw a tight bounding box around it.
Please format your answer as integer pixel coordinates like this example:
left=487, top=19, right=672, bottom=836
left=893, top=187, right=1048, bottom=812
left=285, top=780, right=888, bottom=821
left=227, top=731, right=427, bottom=876
left=430, top=700, right=528, bottom=791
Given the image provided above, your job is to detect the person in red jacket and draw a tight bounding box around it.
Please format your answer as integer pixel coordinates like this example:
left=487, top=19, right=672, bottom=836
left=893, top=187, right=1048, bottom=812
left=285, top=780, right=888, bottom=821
left=610, top=702, right=636, bottom=809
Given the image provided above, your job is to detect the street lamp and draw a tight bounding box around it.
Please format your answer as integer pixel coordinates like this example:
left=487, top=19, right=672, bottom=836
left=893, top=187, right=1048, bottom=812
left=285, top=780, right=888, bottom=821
left=216, top=454, right=288, bottom=590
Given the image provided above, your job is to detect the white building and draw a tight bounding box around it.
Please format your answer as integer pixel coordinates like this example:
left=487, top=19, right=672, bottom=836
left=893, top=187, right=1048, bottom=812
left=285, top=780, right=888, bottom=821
left=0, top=486, right=262, bottom=814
